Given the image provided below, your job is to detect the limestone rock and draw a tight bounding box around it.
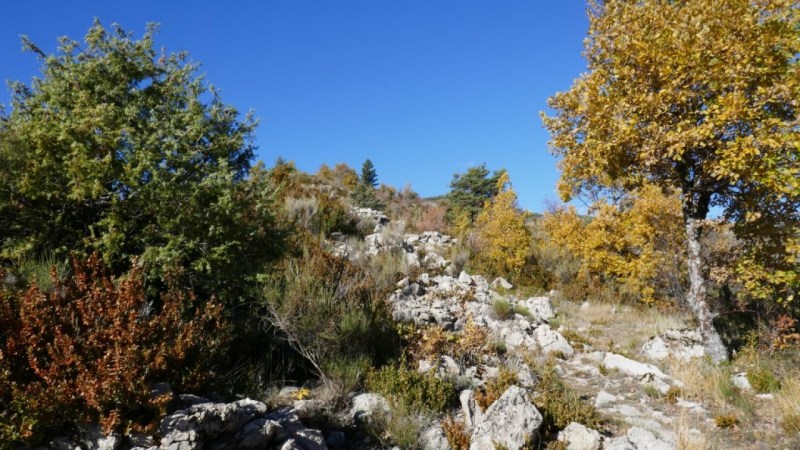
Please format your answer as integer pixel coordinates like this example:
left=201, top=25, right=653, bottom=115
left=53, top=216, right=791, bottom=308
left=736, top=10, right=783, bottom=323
left=158, top=399, right=269, bottom=450
left=558, top=422, right=601, bottom=450
left=420, top=422, right=452, bottom=450
left=523, top=297, right=555, bottom=322
left=731, top=372, right=752, bottom=391
left=640, top=329, right=705, bottom=361
left=491, top=277, right=513, bottom=290
left=535, top=324, right=575, bottom=358
left=350, top=393, right=390, bottom=424
left=469, top=386, right=543, bottom=450
left=460, top=389, right=484, bottom=428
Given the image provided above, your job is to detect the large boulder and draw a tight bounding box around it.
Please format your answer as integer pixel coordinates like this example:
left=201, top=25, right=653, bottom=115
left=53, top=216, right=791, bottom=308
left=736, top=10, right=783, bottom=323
left=469, top=386, right=543, bottom=450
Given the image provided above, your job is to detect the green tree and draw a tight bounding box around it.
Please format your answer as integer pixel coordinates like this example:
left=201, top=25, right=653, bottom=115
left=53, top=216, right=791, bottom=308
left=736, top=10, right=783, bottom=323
left=351, top=159, right=383, bottom=209
left=445, top=164, right=502, bottom=224
left=543, top=0, right=799, bottom=362
left=0, top=21, right=280, bottom=301
left=361, top=159, right=378, bottom=188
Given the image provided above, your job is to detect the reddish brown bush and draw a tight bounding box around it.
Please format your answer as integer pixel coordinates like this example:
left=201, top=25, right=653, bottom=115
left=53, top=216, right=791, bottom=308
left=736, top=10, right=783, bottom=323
left=414, top=204, right=450, bottom=233
left=0, top=255, right=228, bottom=445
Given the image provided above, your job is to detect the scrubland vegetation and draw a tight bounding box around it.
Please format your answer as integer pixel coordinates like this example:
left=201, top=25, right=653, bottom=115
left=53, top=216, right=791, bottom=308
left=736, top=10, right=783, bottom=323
left=0, top=0, right=798, bottom=448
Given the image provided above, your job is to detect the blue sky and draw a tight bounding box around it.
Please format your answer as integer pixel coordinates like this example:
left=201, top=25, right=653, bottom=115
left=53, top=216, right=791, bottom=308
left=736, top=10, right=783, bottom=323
left=1, top=1, right=590, bottom=211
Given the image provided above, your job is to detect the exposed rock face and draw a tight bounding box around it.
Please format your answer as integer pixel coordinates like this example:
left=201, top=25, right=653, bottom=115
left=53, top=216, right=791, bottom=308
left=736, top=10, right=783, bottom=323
left=469, top=386, right=543, bottom=450
left=156, top=399, right=326, bottom=450
left=352, top=207, right=390, bottom=231
left=558, top=422, right=601, bottom=450
left=640, top=329, right=706, bottom=361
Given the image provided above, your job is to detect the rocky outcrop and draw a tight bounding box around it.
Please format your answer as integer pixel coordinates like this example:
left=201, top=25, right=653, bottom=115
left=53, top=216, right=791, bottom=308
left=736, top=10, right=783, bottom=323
left=469, top=386, right=543, bottom=450
left=640, top=329, right=705, bottom=361
left=156, top=399, right=326, bottom=450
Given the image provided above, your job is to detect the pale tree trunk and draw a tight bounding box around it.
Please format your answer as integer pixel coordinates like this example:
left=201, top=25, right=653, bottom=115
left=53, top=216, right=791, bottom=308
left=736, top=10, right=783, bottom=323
left=685, top=217, right=728, bottom=363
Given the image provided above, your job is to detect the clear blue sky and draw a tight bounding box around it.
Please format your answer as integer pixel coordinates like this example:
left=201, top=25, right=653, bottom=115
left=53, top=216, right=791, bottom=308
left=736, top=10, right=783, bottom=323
left=1, top=1, right=590, bottom=212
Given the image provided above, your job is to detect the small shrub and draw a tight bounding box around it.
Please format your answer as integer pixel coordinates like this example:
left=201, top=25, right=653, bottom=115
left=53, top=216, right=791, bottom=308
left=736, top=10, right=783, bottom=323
left=0, top=256, right=228, bottom=446
left=714, top=413, right=739, bottom=428
left=475, top=367, right=519, bottom=410
left=493, top=299, right=514, bottom=320
left=665, top=386, right=681, bottom=404
left=260, top=240, right=400, bottom=392
left=534, top=360, right=601, bottom=434
left=643, top=384, right=660, bottom=399
left=442, top=416, right=470, bottom=450
left=365, top=361, right=456, bottom=413
left=782, top=414, right=800, bottom=434
left=560, top=329, right=591, bottom=348
left=747, top=367, right=781, bottom=394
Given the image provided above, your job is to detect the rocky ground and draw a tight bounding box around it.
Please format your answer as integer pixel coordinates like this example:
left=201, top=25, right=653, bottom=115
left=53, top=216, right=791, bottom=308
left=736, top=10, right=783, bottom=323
left=36, top=209, right=799, bottom=450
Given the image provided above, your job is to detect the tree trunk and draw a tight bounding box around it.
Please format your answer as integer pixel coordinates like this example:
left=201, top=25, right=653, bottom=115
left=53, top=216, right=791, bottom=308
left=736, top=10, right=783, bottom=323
left=685, top=217, right=728, bottom=363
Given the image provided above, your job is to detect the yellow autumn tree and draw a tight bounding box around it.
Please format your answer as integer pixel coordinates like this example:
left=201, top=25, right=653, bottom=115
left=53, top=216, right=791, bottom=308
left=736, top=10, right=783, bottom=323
left=543, top=185, right=686, bottom=304
left=542, top=0, right=799, bottom=362
left=472, top=172, right=532, bottom=279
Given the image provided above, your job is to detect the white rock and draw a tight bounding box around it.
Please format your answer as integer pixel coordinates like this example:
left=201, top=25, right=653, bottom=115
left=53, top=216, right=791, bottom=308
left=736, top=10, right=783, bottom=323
left=420, top=423, right=452, bottom=450
left=595, top=390, right=618, bottom=408
left=626, top=427, right=674, bottom=450
left=469, top=386, right=543, bottom=450
left=603, top=353, right=669, bottom=382
left=460, top=389, right=484, bottom=428
left=558, top=422, right=601, bottom=450
left=350, top=393, right=390, bottom=423
left=731, top=372, right=752, bottom=391
left=602, top=436, right=636, bottom=450
left=491, top=277, right=513, bottom=290
left=535, top=324, right=575, bottom=358
left=641, top=329, right=705, bottom=361
left=459, top=271, right=474, bottom=285
left=523, top=297, right=555, bottom=321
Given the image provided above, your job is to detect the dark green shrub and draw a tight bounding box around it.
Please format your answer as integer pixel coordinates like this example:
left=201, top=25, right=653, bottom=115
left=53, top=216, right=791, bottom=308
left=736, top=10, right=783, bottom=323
left=365, top=362, right=456, bottom=413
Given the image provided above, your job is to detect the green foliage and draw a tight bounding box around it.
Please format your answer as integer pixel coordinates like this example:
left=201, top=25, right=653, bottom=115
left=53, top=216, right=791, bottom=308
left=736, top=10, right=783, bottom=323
left=365, top=361, right=457, bottom=413
left=0, top=21, right=281, bottom=304
left=747, top=368, right=781, bottom=394
left=351, top=182, right=384, bottom=210
left=445, top=164, right=502, bottom=224
left=493, top=299, right=514, bottom=320
left=260, top=238, right=400, bottom=393
left=475, top=367, right=518, bottom=410
left=361, top=159, right=378, bottom=188
left=534, top=359, right=601, bottom=434
left=14, top=253, right=70, bottom=292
